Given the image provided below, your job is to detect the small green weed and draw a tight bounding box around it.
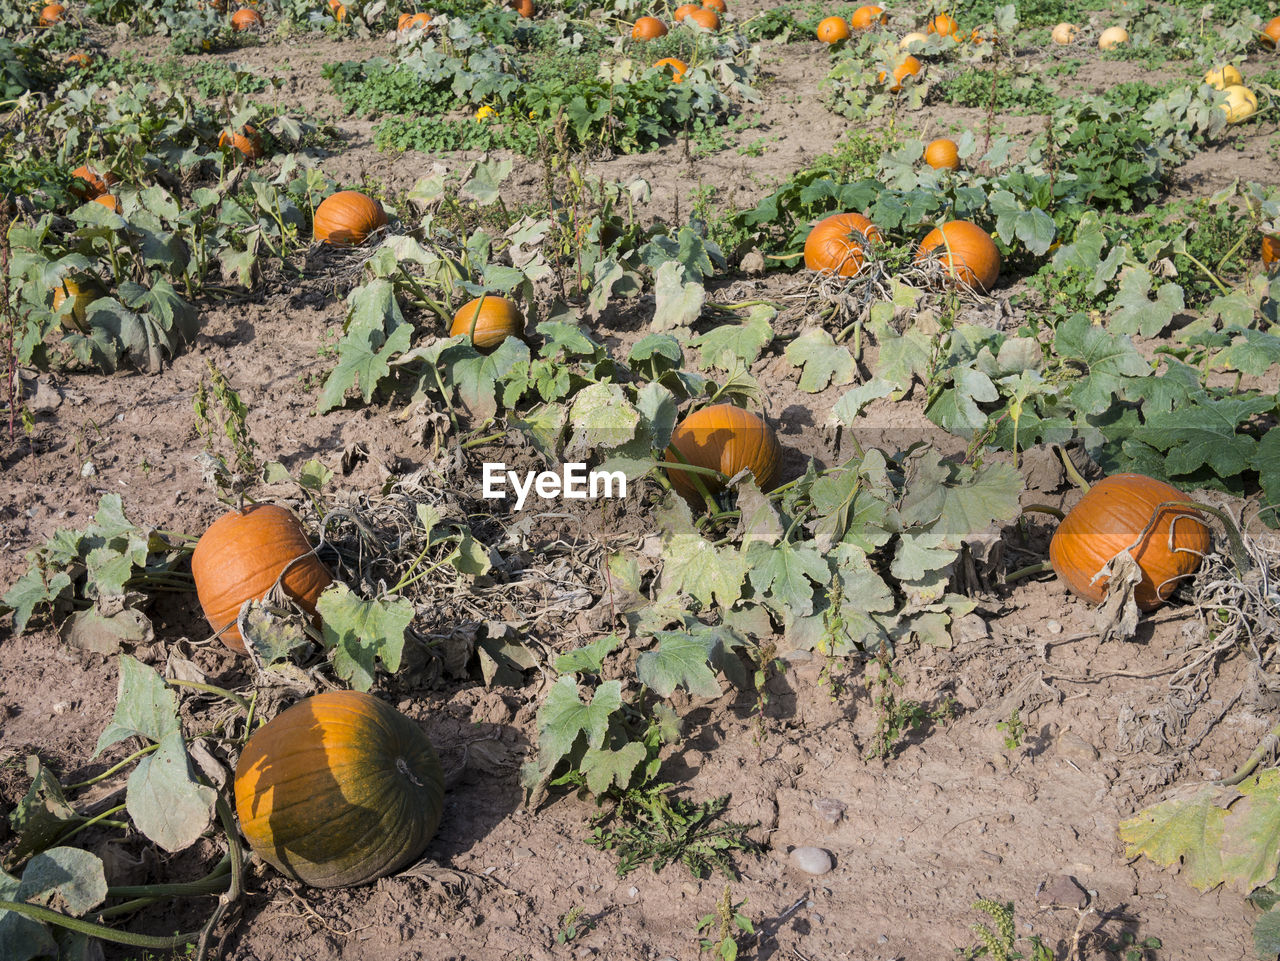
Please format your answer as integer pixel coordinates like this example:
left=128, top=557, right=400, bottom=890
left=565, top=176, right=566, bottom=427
left=697, top=885, right=754, bottom=961
left=1104, top=931, right=1162, bottom=961
left=958, top=899, right=1054, bottom=961
left=555, top=906, right=596, bottom=945
left=996, top=708, right=1026, bottom=750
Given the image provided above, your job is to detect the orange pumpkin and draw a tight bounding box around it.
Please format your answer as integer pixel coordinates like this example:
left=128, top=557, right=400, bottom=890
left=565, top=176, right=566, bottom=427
left=313, top=190, right=387, bottom=246
left=93, top=194, right=122, bottom=213
left=665, top=404, right=782, bottom=500
left=70, top=165, right=118, bottom=200
left=230, top=7, right=262, bottom=29
left=804, top=212, right=882, bottom=277
left=234, top=691, right=444, bottom=889
left=219, top=124, right=263, bottom=160
left=1049, top=474, right=1209, bottom=611
left=39, top=2, right=64, bottom=24
left=398, top=11, right=430, bottom=30
left=654, top=57, right=688, bottom=82
left=924, top=137, right=959, bottom=170
left=1264, top=234, right=1279, bottom=269
left=926, top=12, right=959, bottom=37
left=191, top=504, right=333, bottom=654
left=631, top=15, right=668, bottom=39
left=508, top=0, right=534, bottom=16
left=52, top=276, right=102, bottom=332
left=816, top=15, right=850, bottom=43
left=450, top=296, right=523, bottom=350
left=701, top=0, right=727, bottom=12
left=878, top=54, right=922, bottom=92
left=850, top=4, right=886, bottom=29
left=1261, top=16, right=1280, bottom=47
left=65, top=52, right=91, bottom=67
left=683, top=6, right=718, bottom=29
left=915, top=220, right=1000, bottom=292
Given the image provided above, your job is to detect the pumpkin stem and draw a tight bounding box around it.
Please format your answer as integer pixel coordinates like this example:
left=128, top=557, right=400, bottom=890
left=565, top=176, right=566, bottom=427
left=1156, top=499, right=1253, bottom=576
left=1054, top=444, right=1090, bottom=493
left=65, top=743, right=160, bottom=790
left=193, top=795, right=245, bottom=961
left=166, top=678, right=253, bottom=715
left=0, top=900, right=201, bottom=949
left=1005, top=560, right=1052, bottom=582
left=1217, top=720, right=1280, bottom=786
left=1022, top=503, right=1065, bottom=521
left=1178, top=250, right=1231, bottom=297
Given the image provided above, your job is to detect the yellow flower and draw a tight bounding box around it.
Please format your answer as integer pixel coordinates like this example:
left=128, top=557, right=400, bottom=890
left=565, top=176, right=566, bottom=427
left=474, top=105, right=496, bottom=122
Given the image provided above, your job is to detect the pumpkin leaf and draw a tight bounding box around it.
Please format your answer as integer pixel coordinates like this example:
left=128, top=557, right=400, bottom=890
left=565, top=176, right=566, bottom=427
left=126, top=730, right=216, bottom=853
left=652, top=260, right=706, bottom=331
left=1130, top=396, right=1272, bottom=479
left=5, top=758, right=84, bottom=870
left=317, top=321, right=412, bottom=414
left=691, top=307, right=775, bottom=370
left=316, top=584, right=414, bottom=692
left=0, top=866, right=57, bottom=961
left=555, top=635, right=623, bottom=675
left=1, top=568, right=71, bottom=636
left=18, top=848, right=107, bottom=917
left=1053, top=313, right=1151, bottom=416
left=567, top=382, right=640, bottom=455
left=94, top=654, right=181, bottom=756
left=581, top=742, right=648, bottom=795
left=536, top=676, right=624, bottom=775
left=784, top=329, right=856, bottom=393
left=657, top=496, right=747, bottom=610
left=636, top=631, right=724, bottom=699
left=1220, top=770, right=1280, bottom=893
left=1107, top=266, right=1185, bottom=338
left=745, top=541, right=830, bottom=618
left=1253, top=907, right=1280, bottom=960
left=1118, top=785, right=1228, bottom=892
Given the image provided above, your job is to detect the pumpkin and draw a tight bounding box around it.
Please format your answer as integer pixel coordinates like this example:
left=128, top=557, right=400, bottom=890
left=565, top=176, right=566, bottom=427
left=915, top=220, right=1000, bottom=292
left=397, top=12, right=410, bottom=27
left=1203, top=65, right=1241, bottom=89
left=1263, top=234, right=1279, bottom=269
left=1098, top=25, right=1128, bottom=50
left=65, top=51, right=91, bottom=67
left=219, top=124, right=263, bottom=159
left=450, top=295, right=523, bottom=350
left=701, top=0, right=727, bottom=12
left=313, top=190, right=387, bottom=246
left=191, top=504, right=333, bottom=654
left=665, top=404, right=781, bottom=500
left=683, top=7, right=719, bottom=30
left=803, top=212, right=882, bottom=277
left=52, top=276, right=103, bottom=332
left=899, top=30, right=928, bottom=49
left=926, top=12, right=959, bottom=38
left=1050, top=22, right=1077, bottom=44
left=878, top=54, right=922, bottom=92
left=508, top=0, right=534, bottom=17
left=816, top=16, right=850, bottom=44
left=93, top=194, right=122, bottom=213
left=234, top=691, right=444, bottom=889
left=1049, top=474, right=1209, bottom=611
left=631, top=15, right=667, bottom=39
left=924, top=137, right=959, bottom=170
left=673, top=3, right=699, bottom=20
left=331, top=2, right=346, bottom=20
left=39, top=2, right=64, bottom=23
left=850, top=4, right=886, bottom=30
left=230, top=7, right=263, bottom=28
left=70, top=165, right=118, bottom=200
left=1262, top=16, right=1280, bottom=48
left=1219, top=84, right=1258, bottom=124
left=654, top=57, right=688, bottom=82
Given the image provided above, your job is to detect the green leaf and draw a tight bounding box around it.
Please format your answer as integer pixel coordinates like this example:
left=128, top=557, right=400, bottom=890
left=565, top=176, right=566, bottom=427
left=555, top=635, right=622, bottom=675
left=18, top=848, right=107, bottom=917
left=926, top=366, right=998, bottom=434
left=1118, top=785, right=1228, bottom=891
left=870, top=320, right=931, bottom=399
left=1054, top=313, right=1151, bottom=415
left=652, top=260, right=706, bottom=331
left=1253, top=906, right=1280, bottom=960
left=637, top=631, right=723, bottom=698
left=1221, top=770, right=1280, bottom=893
left=785, top=329, right=855, bottom=393
left=2, top=568, right=70, bottom=635
left=94, top=655, right=181, bottom=756
left=568, top=382, right=640, bottom=453
left=126, top=730, right=216, bottom=853
left=6, top=758, right=84, bottom=869
left=831, top=378, right=895, bottom=426
left=316, top=584, right=414, bottom=692
left=657, top=497, right=747, bottom=609
left=581, top=741, right=648, bottom=795
left=537, top=676, right=623, bottom=774
left=1107, top=267, right=1185, bottom=338
left=745, top=541, right=830, bottom=618
left=0, top=867, right=57, bottom=961
left=317, top=321, right=412, bottom=413
left=1137, top=396, right=1272, bottom=478
left=1255, top=430, right=1280, bottom=521
left=691, top=307, right=775, bottom=370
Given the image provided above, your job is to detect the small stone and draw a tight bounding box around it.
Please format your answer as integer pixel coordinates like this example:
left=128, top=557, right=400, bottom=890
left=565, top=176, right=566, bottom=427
left=1057, top=730, right=1100, bottom=762
left=1036, top=874, right=1089, bottom=909
left=80, top=461, right=97, bottom=478
left=1046, top=620, right=1063, bottom=635
left=953, top=613, right=990, bottom=645
left=511, top=846, right=533, bottom=861
left=813, top=798, right=847, bottom=825
left=877, top=934, right=888, bottom=944
left=627, top=886, right=639, bottom=899
left=740, top=249, right=766, bottom=276
left=790, top=846, right=833, bottom=876
left=681, top=882, right=699, bottom=898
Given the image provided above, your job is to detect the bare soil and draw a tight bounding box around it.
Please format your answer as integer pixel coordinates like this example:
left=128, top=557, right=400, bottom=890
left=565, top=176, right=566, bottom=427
left=2, top=6, right=1279, bottom=961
